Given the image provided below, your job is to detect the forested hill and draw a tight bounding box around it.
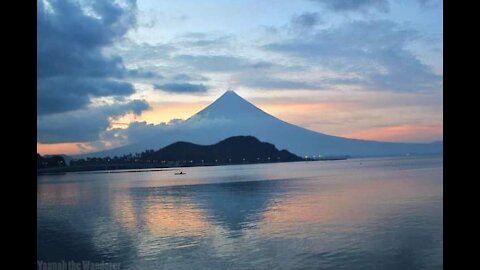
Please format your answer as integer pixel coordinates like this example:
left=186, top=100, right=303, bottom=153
left=141, top=135, right=302, bottom=163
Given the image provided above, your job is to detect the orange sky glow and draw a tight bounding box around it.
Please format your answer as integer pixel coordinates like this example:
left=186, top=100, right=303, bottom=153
left=37, top=99, right=442, bottom=155
left=340, top=124, right=443, bottom=142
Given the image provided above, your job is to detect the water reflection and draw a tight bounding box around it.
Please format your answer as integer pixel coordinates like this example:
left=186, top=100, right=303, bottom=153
left=37, top=155, right=443, bottom=270
left=263, top=168, right=442, bottom=235
left=126, top=179, right=288, bottom=240
left=37, top=182, right=85, bottom=206
left=176, top=180, right=285, bottom=236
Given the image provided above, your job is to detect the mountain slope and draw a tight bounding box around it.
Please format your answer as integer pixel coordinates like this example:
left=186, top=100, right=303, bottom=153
left=86, top=90, right=442, bottom=158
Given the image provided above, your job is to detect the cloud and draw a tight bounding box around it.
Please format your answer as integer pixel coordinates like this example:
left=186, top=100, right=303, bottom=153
left=37, top=77, right=135, bottom=115
left=234, top=71, right=367, bottom=91
left=102, top=115, right=236, bottom=148
left=36, top=0, right=159, bottom=145
left=416, top=0, right=442, bottom=8
left=127, top=68, right=163, bottom=79
left=171, top=73, right=209, bottom=81
left=177, top=34, right=234, bottom=48
left=37, top=100, right=150, bottom=143
left=178, top=32, right=208, bottom=39
left=264, top=20, right=442, bottom=92
left=173, top=55, right=275, bottom=72
left=114, top=41, right=176, bottom=63
left=238, top=77, right=325, bottom=90
left=101, top=120, right=181, bottom=147
left=104, top=99, right=151, bottom=116
left=310, top=0, right=389, bottom=13
left=154, top=83, right=208, bottom=93
left=291, top=12, right=323, bottom=31
left=37, top=0, right=138, bottom=115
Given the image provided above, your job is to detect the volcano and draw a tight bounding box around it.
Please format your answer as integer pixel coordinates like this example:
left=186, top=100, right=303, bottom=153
left=87, top=90, right=442, bottom=158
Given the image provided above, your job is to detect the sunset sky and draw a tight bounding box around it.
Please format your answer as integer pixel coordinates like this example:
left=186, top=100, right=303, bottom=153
left=37, top=0, right=443, bottom=155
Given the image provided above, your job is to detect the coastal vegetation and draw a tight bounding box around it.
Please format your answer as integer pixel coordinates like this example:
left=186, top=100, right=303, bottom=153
left=37, top=136, right=303, bottom=174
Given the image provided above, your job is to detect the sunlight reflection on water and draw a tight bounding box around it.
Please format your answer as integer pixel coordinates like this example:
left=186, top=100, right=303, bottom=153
left=38, top=155, right=442, bottom=270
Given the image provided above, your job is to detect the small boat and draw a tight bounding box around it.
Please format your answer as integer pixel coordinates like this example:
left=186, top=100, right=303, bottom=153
left=175, top=171, right=186, bottom=175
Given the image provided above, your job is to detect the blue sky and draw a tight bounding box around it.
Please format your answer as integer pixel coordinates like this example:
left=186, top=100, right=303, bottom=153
left=37, top=0, right=443, bottom=155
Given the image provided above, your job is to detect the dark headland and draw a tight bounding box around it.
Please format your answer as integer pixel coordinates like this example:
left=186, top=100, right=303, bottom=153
left=37, top=136, right=310, bottom=174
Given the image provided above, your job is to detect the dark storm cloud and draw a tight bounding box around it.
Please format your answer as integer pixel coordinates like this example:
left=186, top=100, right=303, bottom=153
left=37, top=77, right=135, bottom=115
left=37, top=0, right=157, bottom=144
left=153, top=83, right=208, bottom=93
left=37, top=100, right=150, bottom=143
left=264, top=20, right=442, bottom=92
left=37, top=0, right=138, bottom=115
left=310, top=0, right=389, bottom=12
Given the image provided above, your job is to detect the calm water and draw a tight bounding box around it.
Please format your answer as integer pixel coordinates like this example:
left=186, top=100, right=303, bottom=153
left=37, top=155, right=443, bottom=270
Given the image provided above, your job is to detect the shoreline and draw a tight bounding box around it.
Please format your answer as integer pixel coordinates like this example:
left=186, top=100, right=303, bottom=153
left=37, top=157, right=352, bottom=175
left=36, top=153, right=442, bottom=175
left=36, top=160, right=305, bottom=175
left=37, top=153, right=443, bottom=176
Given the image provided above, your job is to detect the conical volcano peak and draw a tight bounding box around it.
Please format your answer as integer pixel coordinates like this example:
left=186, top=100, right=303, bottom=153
left=86, top=89, right=443, bottom=158
left=217, top=90, right=244, bottom=101
left=192, top=90, right=271, bottom=119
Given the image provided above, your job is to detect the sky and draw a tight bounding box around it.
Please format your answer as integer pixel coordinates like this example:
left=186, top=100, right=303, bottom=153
left=37, top=0, right=443, bottom=155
